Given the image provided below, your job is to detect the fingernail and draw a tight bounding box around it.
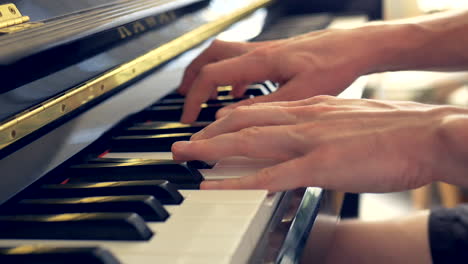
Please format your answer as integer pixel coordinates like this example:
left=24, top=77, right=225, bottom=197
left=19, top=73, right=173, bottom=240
left=171, top=141, right=192, bottom=160
left=172, top=141, right=192, bottom=152
left=180, top=115, right=191, bottom=124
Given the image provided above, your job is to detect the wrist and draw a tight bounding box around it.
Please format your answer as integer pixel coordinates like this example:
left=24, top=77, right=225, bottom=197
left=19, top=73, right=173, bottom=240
left=358, top=23, right=435, bottom=74
left=436, top=110, right=468, bottom=185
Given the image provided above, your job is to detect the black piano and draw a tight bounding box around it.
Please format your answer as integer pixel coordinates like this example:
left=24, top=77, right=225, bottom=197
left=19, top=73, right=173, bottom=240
left=0, top=0, right=367, bottom=263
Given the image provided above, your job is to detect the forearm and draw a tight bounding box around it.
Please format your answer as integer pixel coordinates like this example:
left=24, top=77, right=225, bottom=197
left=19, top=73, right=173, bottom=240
left=324, top=212, right=431, bottom=264
left=436, top=113, right=468, bottom=187
left=357, top=9, right=468, bottom=74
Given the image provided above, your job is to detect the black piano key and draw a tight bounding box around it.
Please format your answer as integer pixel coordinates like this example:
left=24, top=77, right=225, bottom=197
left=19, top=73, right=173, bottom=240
left=86, top=157, right=156, bottom=163
left=155, top=95, right=252, bottom=106
left=160, top=86, right=242, bottom=101
left=186, top=160, right=214, bottom=169
left=66, top=160, right=203, bottom=185
left=0, top=246, right=120, bottom=264
left=0, top=213, right=152, bottom=240
left=160, top=92, right=184, bottom=100
left=36, top=180, right=183, bottom=205
left=88, top=158, right=213, bottom=171
left=217, top=86, right=266, bottom=96
left=119, top=121, right=208, bottom=136
left=136, top=103, right=228, bottom=122
left=8, top=195, right=168, bottom=222
left=110, top=133, right=192, bottom=152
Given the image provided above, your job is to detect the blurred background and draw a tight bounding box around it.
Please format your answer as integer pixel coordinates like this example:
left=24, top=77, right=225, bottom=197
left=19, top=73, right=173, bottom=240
left=357, top=0, right=468, bottom=220
left=255, top=0, right=468, bottom=221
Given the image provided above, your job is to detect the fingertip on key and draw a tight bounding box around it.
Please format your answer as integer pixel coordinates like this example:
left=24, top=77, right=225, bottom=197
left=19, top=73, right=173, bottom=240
left=180, top=113, right=193, bottom=124
left=171, top=141, right=192, bottom=159
left=200, top=180, right=222, bottom=189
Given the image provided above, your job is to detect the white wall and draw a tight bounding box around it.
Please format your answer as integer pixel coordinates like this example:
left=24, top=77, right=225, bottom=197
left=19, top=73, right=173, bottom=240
left=384, top=0, right=468, bottom=20
left=383, top=0, right=422, bottom=20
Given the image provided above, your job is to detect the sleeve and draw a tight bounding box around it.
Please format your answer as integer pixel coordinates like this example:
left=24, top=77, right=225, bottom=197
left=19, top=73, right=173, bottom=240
left=429, top=204, right=468, bottom=264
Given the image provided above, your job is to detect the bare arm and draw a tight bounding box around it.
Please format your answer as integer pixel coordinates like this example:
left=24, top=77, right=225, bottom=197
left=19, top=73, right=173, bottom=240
left=321, top=212, right=431, bottom=264
left=368, top=9, right=468, bottom=73
left=179, top=9, right=468, bottom=123
left=172, top=8, right=468, bottom=193
left=173, top=97, right=468, bottom=193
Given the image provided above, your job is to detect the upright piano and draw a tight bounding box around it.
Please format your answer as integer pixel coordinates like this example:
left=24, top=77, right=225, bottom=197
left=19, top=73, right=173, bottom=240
left=0, top=0, right=367, bottom=263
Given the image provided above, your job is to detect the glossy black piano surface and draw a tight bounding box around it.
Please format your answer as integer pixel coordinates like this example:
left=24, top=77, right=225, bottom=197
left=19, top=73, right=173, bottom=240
left=0, top=0, right=368, bottom=262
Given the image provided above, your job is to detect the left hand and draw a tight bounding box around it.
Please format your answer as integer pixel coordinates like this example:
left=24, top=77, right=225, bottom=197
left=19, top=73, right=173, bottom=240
left=172, top=96, right=464, bottom=193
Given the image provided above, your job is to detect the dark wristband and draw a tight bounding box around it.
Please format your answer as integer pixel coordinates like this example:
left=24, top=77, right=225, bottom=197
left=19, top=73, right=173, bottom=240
left=429, top=205, right=468, bottom=264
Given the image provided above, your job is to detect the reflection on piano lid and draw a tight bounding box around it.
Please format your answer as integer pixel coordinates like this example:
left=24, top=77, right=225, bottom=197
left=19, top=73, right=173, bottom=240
left=0, top=0, right=368, bottom=262
left=0, top=0, right=272, bottom=156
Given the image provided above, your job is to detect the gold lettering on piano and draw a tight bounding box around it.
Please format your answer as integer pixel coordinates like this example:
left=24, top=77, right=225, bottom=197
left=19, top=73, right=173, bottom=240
left=157, top=12, right=173, bottom=24
left=144, top=17, right=158, bottom=27
left=117, top=26, right=132, bottom=39
left=132, top=21, right=146, bottom=33
left=117, top=11, right=178, bottom=39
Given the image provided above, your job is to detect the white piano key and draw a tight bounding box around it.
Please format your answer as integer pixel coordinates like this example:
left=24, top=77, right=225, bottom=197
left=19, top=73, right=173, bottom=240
left=103, top=151, right=278, bottom=182
left=68, top=152, right=281, bottom=263
left=0, top=190, right=274, bottom=264
left=200, top=157, right=278, bottom=180
left=117, top=254, right=231, bottom=264
left=149, top=218, right=250, bottom=236
left=178, top=190, right=268, bottom=203
left=199, top=167, right=263, bottom=180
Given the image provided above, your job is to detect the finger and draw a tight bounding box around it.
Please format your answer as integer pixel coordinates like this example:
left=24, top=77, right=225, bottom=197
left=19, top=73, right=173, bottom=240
left=200, top=154, right=313, bottom=192
left=231, top=84, right=249, bottom=98
left=221, top=95, right=337, bottom=112
left=192, top=105, right=297, bottom=140
left=215, top=77, right=315, bottom=119
left=180, top=51, right=282, bottom=123
left=178, top=40, right=247, bottom=95
left=172, top=125, right=302, bottom=162
left=178, top=48, right=219, bottom=96
left=210, top=89, right=218, bottom=100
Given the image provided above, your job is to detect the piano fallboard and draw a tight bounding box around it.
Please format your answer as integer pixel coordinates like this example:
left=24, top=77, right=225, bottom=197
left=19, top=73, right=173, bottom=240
left=0, top=0, right=367, bottom=262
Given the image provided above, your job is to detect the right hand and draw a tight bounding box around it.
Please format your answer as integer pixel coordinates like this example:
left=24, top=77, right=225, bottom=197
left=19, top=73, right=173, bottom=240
left=178, top=28, right=379, bottom=123
left=173, top=96, right=468, bottom=193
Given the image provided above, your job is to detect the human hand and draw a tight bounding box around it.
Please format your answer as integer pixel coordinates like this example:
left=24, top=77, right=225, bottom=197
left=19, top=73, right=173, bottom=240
left=172, top=96, right=468, bottom=193
left=178, top=28, right=378, bottom=123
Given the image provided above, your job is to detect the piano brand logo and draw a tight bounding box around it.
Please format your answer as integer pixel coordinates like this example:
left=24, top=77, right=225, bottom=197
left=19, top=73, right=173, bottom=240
left=117, top=11, right=178, bottom=39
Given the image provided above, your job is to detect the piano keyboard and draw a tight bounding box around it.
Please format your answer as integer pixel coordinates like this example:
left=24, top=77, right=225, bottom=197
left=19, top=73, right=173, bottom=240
left=0, top=83, right=283, bottom=264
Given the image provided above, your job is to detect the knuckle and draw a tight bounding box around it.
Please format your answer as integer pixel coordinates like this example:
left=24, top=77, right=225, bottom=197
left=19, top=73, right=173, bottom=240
left=239, top=126, right=262, bottom=138
left=234, top=105, right=252, bottom=115
left=241, top=98, right=258, bottom=107
left=306, top=95, right=335, bottom=104
left=183, top=64, right=197, bottom=77
left=256, top=168, right=274, bottom=188
left=278, top=106, right=299, bottom=123
left=249, top=47, right=274, bottom=62
left=237, top=126, right=262, bottom=154
left=208, top=39, right=224, bottom=51
left=311, top=104, right=337, bottom=113
left=199, top=64, right=214, bottom=76
left=198, top=65, right=217, bottom=83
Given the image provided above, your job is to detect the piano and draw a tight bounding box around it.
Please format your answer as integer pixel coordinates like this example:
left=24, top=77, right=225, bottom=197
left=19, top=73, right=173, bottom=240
left=0, top=0, right=367, bottom=263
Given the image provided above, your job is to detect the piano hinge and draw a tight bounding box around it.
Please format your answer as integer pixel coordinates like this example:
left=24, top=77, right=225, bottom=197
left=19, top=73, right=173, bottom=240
left=0, top=3, right=42, bottom=34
